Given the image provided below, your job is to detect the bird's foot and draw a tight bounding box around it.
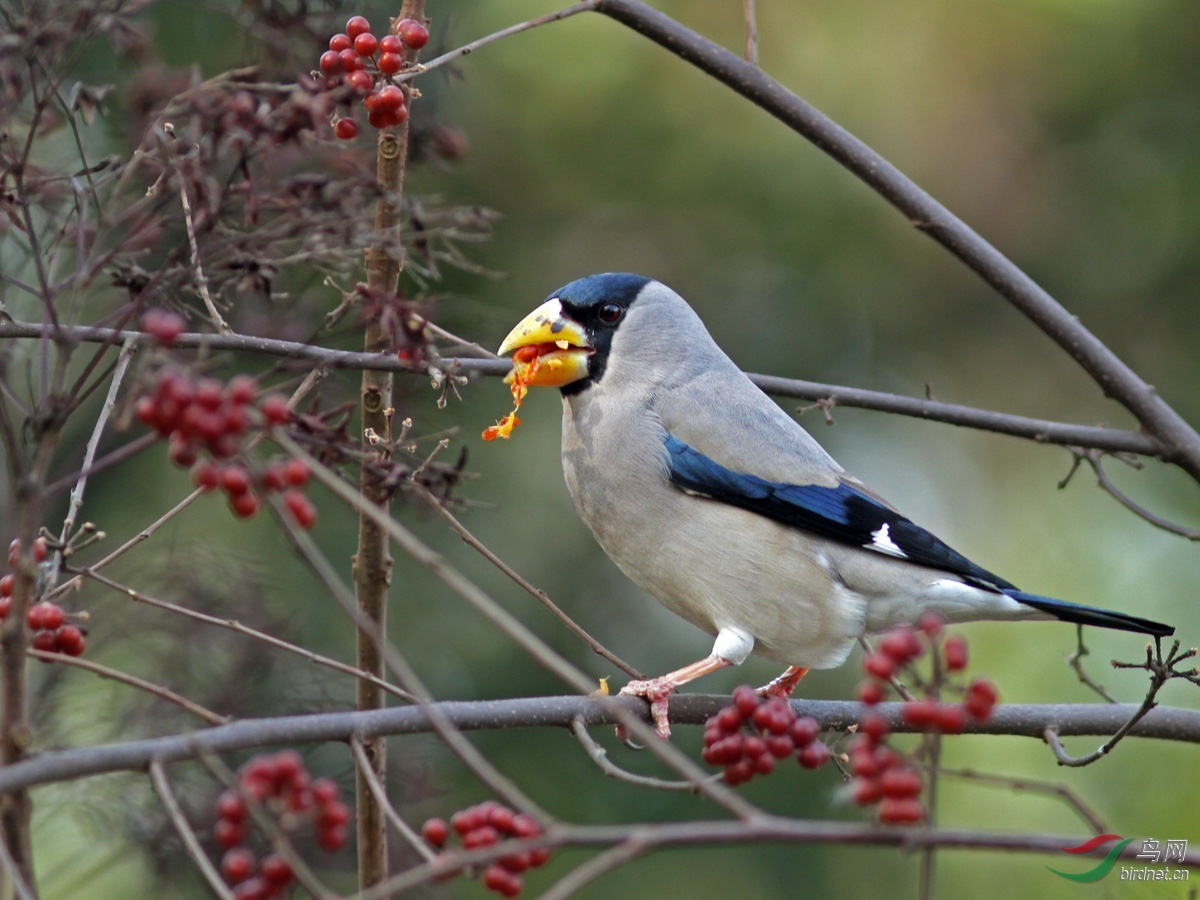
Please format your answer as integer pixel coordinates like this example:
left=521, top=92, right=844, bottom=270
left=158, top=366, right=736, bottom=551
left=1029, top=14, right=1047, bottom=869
left=618, top=676, right=678, bottom=739
left=756, top=665, right=810, bottom=699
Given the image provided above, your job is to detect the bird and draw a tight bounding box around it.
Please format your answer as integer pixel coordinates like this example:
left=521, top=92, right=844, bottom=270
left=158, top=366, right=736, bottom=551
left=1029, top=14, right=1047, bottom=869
left=494, top=273, right=1174, bottom=738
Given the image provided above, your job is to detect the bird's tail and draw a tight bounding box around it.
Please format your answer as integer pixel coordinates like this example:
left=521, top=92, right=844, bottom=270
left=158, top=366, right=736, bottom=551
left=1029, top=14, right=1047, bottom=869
left=1004, top=589, right=1174, bottom=637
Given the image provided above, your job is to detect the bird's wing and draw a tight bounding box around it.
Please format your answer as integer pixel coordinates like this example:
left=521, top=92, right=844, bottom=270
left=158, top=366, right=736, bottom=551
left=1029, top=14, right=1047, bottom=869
left=662, top=433, right=1016, bottom=592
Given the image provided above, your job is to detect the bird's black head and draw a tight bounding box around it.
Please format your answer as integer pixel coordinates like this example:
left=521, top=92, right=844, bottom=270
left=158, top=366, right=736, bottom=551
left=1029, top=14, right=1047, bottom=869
left=550, top=273, right=651, bottom=395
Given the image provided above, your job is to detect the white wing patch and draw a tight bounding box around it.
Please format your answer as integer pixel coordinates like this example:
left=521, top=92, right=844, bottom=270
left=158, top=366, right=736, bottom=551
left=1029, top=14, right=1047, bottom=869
left=867, top=522, right=908, bottom=559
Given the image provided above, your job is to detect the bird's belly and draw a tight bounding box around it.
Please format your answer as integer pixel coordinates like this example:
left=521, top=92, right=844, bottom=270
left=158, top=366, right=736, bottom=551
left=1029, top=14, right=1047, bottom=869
left=575, top=480, right=866, bottom=669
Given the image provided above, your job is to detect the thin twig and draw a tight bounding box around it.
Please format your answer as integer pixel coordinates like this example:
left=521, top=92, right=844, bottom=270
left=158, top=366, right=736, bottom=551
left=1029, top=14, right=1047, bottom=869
left=537, top=839, right=646, bottom=900
left=570, top=716, right=716, bottom=791
left=412, top=483, right=643, bottom=679
left=74, top=566, right=420, bottom=704
left=858, top=636, right=917, bottom=701
left=0, top=832, right=37, bottom=900
left=50, top=337, right=136, bottom=586
left=393, top=1, right=601, bottom=85
left=936, top=766, right=1108, bottom=834
left=1065, top=625, right=1118, bottom=704
left=1077, top=448, right=1200, bottom=539
left=350, top=737, right=437, bottom=862
left=742, top=0, right=758, bottom=65
left=148, top=760, right=236, bottom=900
left=28, top=649, right=229, bottom=725
left=178, top=182, right=232, bottom=334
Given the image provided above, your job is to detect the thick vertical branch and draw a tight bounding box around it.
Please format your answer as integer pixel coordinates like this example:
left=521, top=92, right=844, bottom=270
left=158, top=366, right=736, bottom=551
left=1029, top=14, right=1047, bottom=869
left=353, top=2, right=426, bottom=895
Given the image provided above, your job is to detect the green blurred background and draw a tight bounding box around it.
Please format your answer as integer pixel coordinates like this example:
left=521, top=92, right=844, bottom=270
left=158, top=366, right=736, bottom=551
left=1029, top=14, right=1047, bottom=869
left=11, top=0, right=1200, bottom=897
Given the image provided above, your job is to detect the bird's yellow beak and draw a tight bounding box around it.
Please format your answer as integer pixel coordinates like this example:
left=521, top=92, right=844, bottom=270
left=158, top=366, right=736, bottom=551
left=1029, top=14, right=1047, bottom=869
left=497, top=298, right=591, bottom=388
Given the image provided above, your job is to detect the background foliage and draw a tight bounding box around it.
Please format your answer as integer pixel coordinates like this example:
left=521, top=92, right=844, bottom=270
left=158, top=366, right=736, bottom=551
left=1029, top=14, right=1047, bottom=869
left=6, top=0, right=1199, bottom=897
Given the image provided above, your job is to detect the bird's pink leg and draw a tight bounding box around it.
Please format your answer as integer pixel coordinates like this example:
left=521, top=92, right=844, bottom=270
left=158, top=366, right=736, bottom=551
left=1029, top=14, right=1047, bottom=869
left=756, top=665, right=810, bottom=699
left=619, top=655, right=733, bottom=738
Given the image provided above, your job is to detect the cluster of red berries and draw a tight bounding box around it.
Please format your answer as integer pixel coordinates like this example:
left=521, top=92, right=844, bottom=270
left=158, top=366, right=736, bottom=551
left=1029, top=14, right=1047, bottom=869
left=0, top=540, right=84, bottom=656
left=192, top=458, right=316, bottom=528
left=0, top=537, right=46, bottom=620
left=318, top=15, right=430, bottom=138
left=702, top=686, right=831, bottom=786
left=213, top=751, right=350, bottom=899
left=421, top=802, right=550, bottom=898
left=135, top=369, right=316, bottom=527
left=850, top=614, right=1000, bottom=824
left=847, top=714, right=924, bottom=823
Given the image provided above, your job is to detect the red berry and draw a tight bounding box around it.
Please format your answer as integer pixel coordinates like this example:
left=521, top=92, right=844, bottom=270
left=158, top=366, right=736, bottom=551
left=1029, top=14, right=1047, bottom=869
left=379, top=34, right=402, bottom=54
left=389, top=103, right=409, bottom=126
left=421, top=817, right=448, bottom=848
left=501, top=851, right=533, bottom=874
left=261, top=466, right=285, bottom=492
left=281, top=458, right=310, bottom=487
left=329, top=33, right=352, bottom=52
left=220, top=466, right=251, bottom=496
left=483, top=864, right=522, bottom=898
left=0, top=575, right=11, bottom=598
left=229, top=492, right=259, bottom=519
left=319, top=800, right=351, bottom=829
left=943, top=635, right=969, bottom=671
left=789, top=716, right=821, bottom=747
left=32, top=630, right=57, bottom=653
left=317, top=825, right=347, bottom=852
left=732, top=685, right=760, bottom=716
left=529, top=847, right=551, bottom=868
left=752, top=753, right=775, bottom=775
left=312, top=778, right=340, bottom=805
left=397, top=18, right=429, bottom=49
left=724, top=758, right=753, bottom=786
left=510, top=813, right=541, bottom=838
left=27, top=603, right=64, bottom=631
left=377, top=52, right=402, bottom=75
left=345, top=15, right=371, bottom=39
left=194, top=462, right=220, bottom=491
left=339, top=48, right=363, bottom=72
left=319, top=50, right=342, bottom=76
left=902, top=700, right=939, bottom=730
left=964, top=679, right=998, bottom=721
left=0, top=598, right=7, bottom=620
left=259, top=395, right=291, bottom=424
left=766, top=735, right=795, bottom=758
left=169, top=436, right=198, bottom=468
left=194, top=379, right=223, bottom=411
left=857, top=680, right=886, bottom=705
left=850, top=747, right=880, bottom=778
left=377, top=85, right=403, bottom=110
left=917, top=611, right=944, bottom=638
left=259, top=853, right=293, bottom=886
left=32, top=538, right=46, bottom=563
left=347, top=70, right=373, bottom=93
left=283, top=490, right=317, bottom=530
left=488, top=805, right=515, bottom=834
left=860, top=713, right=890, bottom=744
left=227, top=375, right=257, bottom=405
left=334, top=117, right=360, bottom=140
left=54, top=625, right=86, bottom=656
left=864, top=653, right=895, bottom=680
left=141, top=309, right=185, bottom=346
left=935, top=703, right=966, bottom=734
left=879, top=626, right=922, bottom=663
left=273, top=749, right=304, bottom=784
left=878, top=797, right=925, bottom=824
left=221, top=847, right=255, bottom=883
left=798, top=741, right=831, bottom=769
left=353, top=33, right=378, bottom=57
left=216, top=789, right=247, bottom=823
left=879, top=767, right=922, bottom=799
left=853, top=778, right=882, bottom=806
left=214, top=817, right=246, bottom=848
left=367, top=107, right=391, bottom=129
left=463, top=825, right=498, bottom=849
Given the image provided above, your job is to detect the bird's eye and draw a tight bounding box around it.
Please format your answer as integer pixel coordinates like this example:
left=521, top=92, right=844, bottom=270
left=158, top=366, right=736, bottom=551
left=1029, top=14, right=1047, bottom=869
left=598, top=303, right=622, bottom=324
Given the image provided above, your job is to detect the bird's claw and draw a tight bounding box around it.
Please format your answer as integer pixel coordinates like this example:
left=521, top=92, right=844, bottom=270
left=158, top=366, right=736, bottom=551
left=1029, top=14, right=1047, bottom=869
left=618, top=677, right=677, bottom=739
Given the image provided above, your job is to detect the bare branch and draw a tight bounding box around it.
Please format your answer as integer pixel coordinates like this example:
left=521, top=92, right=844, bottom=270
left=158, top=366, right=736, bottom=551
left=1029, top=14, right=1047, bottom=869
left=3, top=695, right=1200, bottom=796
left=1065, top=625, right=1118, bottom=704
left=28, top=650, right=230, bottom=726
left=570, top=716, right=715, bottom=792
left=937, top=766, right=1108, bottom=835
left=1074, top=448, right=1200, bottom=539
left=350, top=737, right=437, bottom=863
left=742, top=0, right=758, bottom=65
